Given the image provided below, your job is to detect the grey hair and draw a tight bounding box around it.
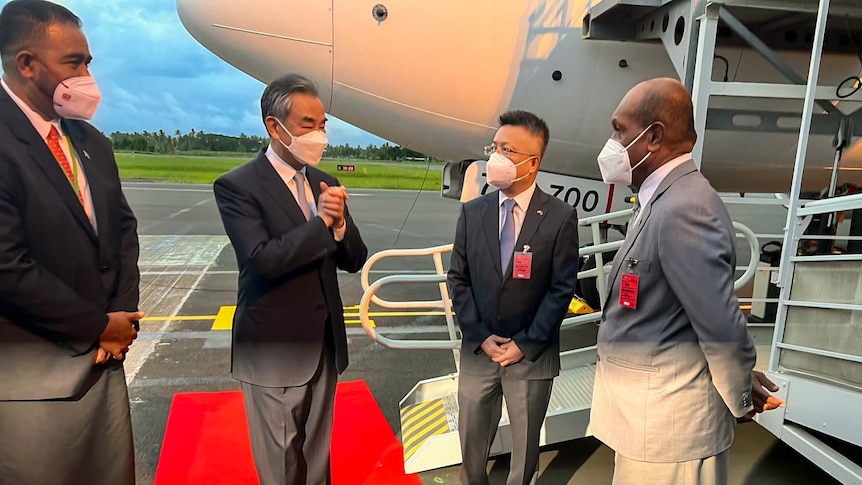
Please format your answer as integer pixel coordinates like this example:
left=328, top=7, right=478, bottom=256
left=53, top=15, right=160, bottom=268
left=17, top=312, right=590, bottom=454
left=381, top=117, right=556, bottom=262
left=260, top=73, right=319, bottom=125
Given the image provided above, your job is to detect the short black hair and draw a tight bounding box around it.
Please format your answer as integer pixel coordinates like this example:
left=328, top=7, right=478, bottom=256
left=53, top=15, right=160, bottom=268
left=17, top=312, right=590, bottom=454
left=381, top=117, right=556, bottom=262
left=260, top=73, right=319, bottom=125
left=0, top=0, right=81, bottom=60
left=498, top=109, right=550, bottom=156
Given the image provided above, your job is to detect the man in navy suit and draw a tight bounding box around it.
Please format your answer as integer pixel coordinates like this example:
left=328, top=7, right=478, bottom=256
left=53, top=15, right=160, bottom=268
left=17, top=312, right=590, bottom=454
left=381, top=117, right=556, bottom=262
left=448, top=110, right=580, bottom=485
left=214, top=73, right=367, bottom=485
left=0, top=1, right=142, bottom=483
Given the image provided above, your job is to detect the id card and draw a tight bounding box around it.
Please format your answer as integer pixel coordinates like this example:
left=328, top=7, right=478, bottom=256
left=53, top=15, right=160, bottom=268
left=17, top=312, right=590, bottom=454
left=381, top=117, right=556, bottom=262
left=620, top=273, right=639, bottom=309
left=513, top=252, right=532, bottom=279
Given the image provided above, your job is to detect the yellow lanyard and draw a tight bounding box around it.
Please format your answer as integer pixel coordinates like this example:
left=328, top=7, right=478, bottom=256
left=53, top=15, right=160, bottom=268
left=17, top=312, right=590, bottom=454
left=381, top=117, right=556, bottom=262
left=62, top=134, right=81, bottom=199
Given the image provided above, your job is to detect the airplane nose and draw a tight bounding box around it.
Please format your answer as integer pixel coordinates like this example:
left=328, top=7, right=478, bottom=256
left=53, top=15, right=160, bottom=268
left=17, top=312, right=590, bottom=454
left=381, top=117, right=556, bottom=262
left=176, top=0, right=333, bottom=107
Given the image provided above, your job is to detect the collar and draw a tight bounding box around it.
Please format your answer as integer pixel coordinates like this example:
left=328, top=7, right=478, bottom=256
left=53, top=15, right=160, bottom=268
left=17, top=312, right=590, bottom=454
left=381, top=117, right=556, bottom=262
left=498, top=182, right=537, bottom=212
left=1, top=76, right=63, bottom=140
left=636, top=153, right=691, bottom=210
left=266, top=143, right=306, bottom=180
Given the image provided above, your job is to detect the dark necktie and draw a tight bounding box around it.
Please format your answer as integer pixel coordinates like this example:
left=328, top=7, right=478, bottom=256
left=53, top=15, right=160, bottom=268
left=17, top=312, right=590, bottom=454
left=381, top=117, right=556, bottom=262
left=500, top=199, right=516, bottom=271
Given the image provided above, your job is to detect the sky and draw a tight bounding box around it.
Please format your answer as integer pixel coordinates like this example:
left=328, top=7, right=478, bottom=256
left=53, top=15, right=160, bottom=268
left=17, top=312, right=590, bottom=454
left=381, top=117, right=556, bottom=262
left=2, top=0, right=386, bottom=146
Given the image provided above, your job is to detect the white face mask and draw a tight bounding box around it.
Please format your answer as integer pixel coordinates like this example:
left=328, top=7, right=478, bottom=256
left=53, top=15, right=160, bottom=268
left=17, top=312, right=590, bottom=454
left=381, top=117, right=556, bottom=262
left=486, top=152, right=534, bottom=189
left=596, top=123, right=654, bottom=186
left=275, top=119, right=327, bottom=166
left=53, top=76, right=101, bottom=120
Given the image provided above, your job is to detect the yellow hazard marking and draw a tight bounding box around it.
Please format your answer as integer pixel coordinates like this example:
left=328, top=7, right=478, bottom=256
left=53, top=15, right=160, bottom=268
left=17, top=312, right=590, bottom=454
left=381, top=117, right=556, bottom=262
left=212, top=305, right=236, bottom=330
left=344, top=319, right=376, bottom=328
left=400, top=399, right=451, bottom=461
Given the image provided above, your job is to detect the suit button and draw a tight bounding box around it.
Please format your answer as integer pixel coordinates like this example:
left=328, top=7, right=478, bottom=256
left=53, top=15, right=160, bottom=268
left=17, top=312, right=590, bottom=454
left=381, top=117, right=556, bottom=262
left=100, top=265, right=109, bottom=273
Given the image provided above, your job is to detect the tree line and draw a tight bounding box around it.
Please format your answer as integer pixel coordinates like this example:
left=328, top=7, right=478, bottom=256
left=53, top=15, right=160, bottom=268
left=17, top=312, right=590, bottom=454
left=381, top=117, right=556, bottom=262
left=107, top=130, right=436, bottom=161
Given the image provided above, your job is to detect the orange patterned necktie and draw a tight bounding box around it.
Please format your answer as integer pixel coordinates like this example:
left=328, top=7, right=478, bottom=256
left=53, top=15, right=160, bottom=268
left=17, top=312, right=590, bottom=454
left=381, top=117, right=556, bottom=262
left=46, top=125, right=84, bottom=205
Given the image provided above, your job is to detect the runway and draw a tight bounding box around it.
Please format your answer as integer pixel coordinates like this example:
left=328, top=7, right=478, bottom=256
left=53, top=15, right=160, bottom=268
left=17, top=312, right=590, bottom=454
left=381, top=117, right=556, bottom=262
left=122, top=182, right=839, bottom=484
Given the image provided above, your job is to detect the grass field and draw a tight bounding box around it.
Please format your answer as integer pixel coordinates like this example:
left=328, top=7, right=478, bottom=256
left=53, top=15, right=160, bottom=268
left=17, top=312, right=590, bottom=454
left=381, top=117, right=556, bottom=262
left=115, top=153, right=442, bottom=190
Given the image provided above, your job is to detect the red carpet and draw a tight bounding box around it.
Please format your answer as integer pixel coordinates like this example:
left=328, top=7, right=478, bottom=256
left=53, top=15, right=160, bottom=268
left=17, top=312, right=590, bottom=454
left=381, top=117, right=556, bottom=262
left=154, top=381, right=421, bottom=485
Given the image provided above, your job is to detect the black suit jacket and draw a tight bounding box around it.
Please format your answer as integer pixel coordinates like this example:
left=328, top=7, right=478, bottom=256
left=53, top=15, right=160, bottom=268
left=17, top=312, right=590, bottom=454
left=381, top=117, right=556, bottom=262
left=213, top=152, right=367, bottom=388
left=448, top=188, right=580, bottom=379
left=0, top=88, right=140, bottom=401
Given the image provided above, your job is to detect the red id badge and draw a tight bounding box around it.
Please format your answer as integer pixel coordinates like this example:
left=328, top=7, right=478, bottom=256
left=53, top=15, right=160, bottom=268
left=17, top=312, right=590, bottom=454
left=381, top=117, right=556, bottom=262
left=619, top=273, right=639, bottom=309
left=513, top=252, right=532, bottom=279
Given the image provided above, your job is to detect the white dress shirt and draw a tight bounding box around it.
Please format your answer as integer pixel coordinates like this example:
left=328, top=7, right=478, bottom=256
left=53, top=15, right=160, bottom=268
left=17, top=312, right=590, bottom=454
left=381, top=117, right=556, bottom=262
left=2, top=77, right=96, bottom=231
left=265, top=144, right=345, bottom=241
left=498, top=182, right=537, bottom=243
left=634, top=153, right=692, bottom=225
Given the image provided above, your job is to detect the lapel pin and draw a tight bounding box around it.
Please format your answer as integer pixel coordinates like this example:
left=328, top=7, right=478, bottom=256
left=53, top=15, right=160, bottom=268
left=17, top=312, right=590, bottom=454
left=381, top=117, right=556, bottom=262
left=537, top=209, right=544, bottom=216
left=523, top=244, right=531, bottom=252
left=83, top=149, right=90, bottom=159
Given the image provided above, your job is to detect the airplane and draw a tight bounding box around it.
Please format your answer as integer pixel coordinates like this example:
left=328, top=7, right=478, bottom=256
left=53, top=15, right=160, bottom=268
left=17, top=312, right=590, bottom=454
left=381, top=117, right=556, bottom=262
left=175, top=0, right=862, bottom=218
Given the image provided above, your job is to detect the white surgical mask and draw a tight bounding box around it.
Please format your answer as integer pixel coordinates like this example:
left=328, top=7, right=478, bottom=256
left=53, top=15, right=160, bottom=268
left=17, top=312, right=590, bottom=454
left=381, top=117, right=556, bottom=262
left=275, top=119, right=327, bottom=166
left=486, top=152, right=534, bottom=189
left=52, top=76, right=101, bottom=120
left=596, top=123, right=654, bottom=185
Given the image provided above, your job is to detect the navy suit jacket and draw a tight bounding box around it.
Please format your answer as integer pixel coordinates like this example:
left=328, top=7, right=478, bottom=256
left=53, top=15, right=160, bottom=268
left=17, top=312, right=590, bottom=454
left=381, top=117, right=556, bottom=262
left=214, top=152, right=367, bottom=387
left=448, top=187, right=580, bottom=379
left=0, top=88, right=140, bottom=400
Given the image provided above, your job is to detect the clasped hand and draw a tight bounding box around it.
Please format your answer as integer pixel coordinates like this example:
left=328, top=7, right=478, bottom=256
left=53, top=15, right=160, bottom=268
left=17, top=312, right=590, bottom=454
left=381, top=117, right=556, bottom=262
left=317, top=181, right=348, bottom=229
left=481, top=334, right=524, bottom=367
left=93, top=311, right=144, bottom=365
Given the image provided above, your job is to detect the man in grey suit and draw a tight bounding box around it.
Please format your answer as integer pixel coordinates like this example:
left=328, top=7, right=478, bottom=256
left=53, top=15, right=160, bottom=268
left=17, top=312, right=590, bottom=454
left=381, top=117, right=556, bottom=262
left=213, top=74, right=367, bottom=485
left=590, top=78, right=756, bottom=484
left=448, top=110, right=581, bottom=485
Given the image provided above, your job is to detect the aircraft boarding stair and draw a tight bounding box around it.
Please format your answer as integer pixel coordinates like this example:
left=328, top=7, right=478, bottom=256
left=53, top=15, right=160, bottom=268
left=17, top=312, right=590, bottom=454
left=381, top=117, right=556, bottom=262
left=357, top=210, right=770, bottom=474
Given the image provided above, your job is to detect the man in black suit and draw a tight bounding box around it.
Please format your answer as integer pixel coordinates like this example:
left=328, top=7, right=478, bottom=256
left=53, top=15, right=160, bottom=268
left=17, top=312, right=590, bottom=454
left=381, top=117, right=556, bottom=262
left=213, top=73, right=367, bottom=485
left=0, top=1, right=142, bottom=483
left=448, top=110, right=580, bottom=485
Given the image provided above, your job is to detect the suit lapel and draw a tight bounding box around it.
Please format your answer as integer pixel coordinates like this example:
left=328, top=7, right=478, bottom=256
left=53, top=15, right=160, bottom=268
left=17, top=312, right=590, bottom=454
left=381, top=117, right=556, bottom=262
left=254, top=153, right=307, bottom=226
left=481, top=194, right=503, bottom=280
left=306, top=167, right=323, bottom=211
left=0, top=92, right=97, bottom=241
left=63, top=121, right=103, bottom=242
left=606, top=160, right=698, bottom=293
left=502, top=189, right=551, bottom=282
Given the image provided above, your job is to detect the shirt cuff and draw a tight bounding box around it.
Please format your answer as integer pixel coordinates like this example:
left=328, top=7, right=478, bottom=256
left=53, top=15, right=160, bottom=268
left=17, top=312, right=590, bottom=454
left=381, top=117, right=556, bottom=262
left=333, top=221, right=346, bottom=242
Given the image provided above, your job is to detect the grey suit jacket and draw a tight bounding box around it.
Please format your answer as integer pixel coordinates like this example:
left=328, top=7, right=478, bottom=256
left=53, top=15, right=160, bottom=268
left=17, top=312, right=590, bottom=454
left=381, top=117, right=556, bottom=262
left=448, top=188, right=580, bottom=380
left=590, top=160, right=756, bottom=463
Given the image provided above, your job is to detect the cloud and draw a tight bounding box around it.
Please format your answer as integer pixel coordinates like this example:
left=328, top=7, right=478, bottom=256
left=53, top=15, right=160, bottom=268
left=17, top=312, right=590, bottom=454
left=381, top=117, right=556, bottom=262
left=7, top=0, right=385, bottom=145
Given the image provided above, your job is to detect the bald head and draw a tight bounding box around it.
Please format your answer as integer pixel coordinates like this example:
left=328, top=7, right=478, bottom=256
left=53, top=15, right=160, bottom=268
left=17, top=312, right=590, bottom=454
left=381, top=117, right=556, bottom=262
left=607, top=78, right=698, bottom=188
left=625, top=78, right=697, bottom=147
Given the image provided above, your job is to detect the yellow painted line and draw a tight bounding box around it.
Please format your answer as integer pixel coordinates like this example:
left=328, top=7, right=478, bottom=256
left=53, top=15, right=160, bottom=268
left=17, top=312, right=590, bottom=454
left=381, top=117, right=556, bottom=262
left=212, top=305, right=236, bottom=330
left=343, top=311, right=447, bottom=318
left=401, top=400, right=438, bottom=423
left=344, top=319, right=376, bottom=328
left=401, top=400, right=444, bottom=430
left=740, top=304, right=752, bottom=311
left=141, top=315, right=217, bottom=321
left=343, top=305, right=360, bottom=310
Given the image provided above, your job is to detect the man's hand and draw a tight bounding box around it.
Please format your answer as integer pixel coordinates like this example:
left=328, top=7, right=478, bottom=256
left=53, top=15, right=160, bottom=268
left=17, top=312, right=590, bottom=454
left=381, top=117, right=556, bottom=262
left=99, top=311, right=143, bottom=360
left=93, top=347, right=110, bottom=365
left=751, top=370, right=779, bottom=413
left=480, top=335, right=511, bottom=359
left=319, top=182, right=347, bottom=229
left=493, top=341, right=525, bottom=367
left=742, top=370, right=781, bottom=420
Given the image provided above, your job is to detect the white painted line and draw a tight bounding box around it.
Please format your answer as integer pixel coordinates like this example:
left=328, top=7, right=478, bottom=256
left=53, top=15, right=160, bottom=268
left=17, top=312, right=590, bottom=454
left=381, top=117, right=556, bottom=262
left=139, top=198, right=211, bottom=232
left=126, top=264, right=212, bottom=384
left=139, top=269, right=442, bottom=276
left=124, top=187, right=212, bottom=193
